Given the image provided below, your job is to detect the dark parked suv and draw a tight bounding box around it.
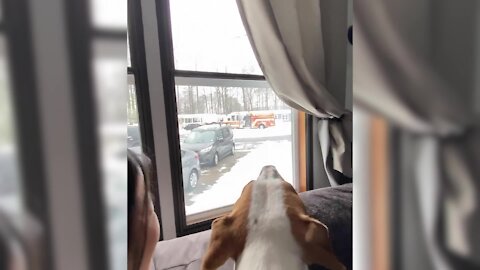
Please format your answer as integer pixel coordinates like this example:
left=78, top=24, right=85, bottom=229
left=128, top=125, right=201, bottom=190
left=181, top=124, right=235, bottom=166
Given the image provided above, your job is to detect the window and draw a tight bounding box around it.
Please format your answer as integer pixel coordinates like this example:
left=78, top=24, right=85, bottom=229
left=90, top=0, right=127, bottom=30
left=92, top=39, right=127, bottom=270
left=158, top=0, right=296, bottom=234
left=127, top=75, right=142, bottom=151
left=170, top=0, right=261, bottom=74
left=90, top=1, right=127, bottom=268
left=128, top=0, right=163, bottom=241
left=0, top=33, right=22, bottom=214
left=0, top=1, right=56, bottom=268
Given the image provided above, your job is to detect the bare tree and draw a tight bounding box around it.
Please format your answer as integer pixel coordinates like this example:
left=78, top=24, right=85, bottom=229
left=210, top=92, right=214, bottom=114
left=243, top=88, right=254, bottom=111
left=195, top=85, right=199, bottom=113
left=241, top=88, right=248, bottom=111
left=187, top=86, right=195, bottom=114
left=264, top=88, right=269, bottom=109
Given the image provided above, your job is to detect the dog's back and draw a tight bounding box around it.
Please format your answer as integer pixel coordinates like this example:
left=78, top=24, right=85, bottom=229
left=201, top=166, right=345, bottom=270
left=236, top=169, right=307, bottom=270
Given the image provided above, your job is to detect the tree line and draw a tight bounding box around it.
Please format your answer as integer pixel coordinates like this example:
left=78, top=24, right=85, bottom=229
left=175, top=86, right=289, bottom=115
left=127, top=85, right=290, bottom=125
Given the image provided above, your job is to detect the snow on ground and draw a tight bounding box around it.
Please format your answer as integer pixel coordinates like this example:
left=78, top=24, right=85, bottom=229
left=185, top=139, right=292, bottom=215
left=232, top=121, right=291, bottom=139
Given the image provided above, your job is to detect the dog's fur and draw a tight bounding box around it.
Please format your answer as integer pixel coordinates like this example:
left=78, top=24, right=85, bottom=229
left=201, top=166, right=346, bottom=270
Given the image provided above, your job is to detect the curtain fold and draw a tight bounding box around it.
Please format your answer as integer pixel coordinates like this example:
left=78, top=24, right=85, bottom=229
left=318, top=112, right=352, bottom=184
left=236, top=0, right=351, bottom=186
left=355, top=0, right=480, bottom=268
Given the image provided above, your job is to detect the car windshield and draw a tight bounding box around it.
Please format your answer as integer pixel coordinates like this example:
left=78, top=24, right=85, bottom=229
left=184, top=130, right=216, bottom=144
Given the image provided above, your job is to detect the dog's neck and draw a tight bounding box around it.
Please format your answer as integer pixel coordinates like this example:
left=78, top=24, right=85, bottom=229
left=235, top=177, right=307, bottom=270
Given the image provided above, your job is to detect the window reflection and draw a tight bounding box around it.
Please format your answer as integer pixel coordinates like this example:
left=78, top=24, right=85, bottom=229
left=0, top=35, right=23, bottom=214
left=93, top=40, right=127, bottom=270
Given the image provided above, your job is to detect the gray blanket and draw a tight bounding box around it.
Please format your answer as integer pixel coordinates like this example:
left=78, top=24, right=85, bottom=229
left=300, top=184, right=352, bottom=270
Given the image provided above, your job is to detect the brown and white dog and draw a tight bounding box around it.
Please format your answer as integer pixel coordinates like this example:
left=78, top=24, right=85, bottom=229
left=201, top=165, right=346, bottom=270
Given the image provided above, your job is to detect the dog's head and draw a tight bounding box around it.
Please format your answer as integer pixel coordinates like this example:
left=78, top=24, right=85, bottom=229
left=201, top=166, right=345, bottom=270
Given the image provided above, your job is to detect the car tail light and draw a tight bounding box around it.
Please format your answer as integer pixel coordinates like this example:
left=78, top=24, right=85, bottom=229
left=194, top=153, right=199, bottom=160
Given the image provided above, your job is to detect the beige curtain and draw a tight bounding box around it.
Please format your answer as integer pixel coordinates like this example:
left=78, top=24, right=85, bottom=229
left=355, top=0, right=480, bottom=268
left=236, top=0, right=351, bottom=186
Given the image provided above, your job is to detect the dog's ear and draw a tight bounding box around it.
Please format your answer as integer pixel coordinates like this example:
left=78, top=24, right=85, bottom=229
left=304, top=217, right=333, bottom=252
left=301, top=215, right=346, bottom=270
left=287, top=209, right=345, bottom=270
left=201, top=215, right=234, bottom=270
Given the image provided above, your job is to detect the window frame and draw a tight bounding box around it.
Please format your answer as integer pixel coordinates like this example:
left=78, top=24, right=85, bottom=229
left=156, top=0, right=212, bottom=235
left=305, top=114, right=315, bottom=190
left=128, top=0, right=164, bottom=240
left=2, top=0, right=130, bottom=268
left=155, top=0, right=302, bottom=236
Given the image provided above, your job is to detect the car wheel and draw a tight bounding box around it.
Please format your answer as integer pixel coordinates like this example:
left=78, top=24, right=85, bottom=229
left=211, top=153, right=219, bottom=166
left=259, top=124, right=266, bottom=129
left=188, top=170, right=198, bottom=190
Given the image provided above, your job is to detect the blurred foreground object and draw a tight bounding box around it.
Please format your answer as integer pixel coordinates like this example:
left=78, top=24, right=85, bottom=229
left=0, top=0, right=126, bottom=269
left=0, top=210, right=44, bottom=270
left=355, top=0, right=480, bottom=269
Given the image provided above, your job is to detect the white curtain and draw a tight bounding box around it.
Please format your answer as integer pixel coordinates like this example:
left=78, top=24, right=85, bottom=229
left=355, top=0, right=480, bottom=268
left=236, top=0, right=351, bottom=186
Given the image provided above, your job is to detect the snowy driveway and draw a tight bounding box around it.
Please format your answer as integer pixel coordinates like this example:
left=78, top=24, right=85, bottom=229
left=183, top=122, right=293, bottom=215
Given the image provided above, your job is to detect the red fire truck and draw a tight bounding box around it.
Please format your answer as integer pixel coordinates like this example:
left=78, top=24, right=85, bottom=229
left=223, top=111, right=276, bottom=129
left=247, top=111, right=276, bottom=129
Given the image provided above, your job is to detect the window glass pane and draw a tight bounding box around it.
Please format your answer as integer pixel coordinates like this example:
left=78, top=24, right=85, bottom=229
left=170, top=0, right=262, bottom=75
left=0, top=36, right=21, bottom=212
left=0, top=35, right=23, bottom=214
left=93, top=40, right=127, bottom=270
left=127, top=33, right=131, bottom=68
left=127, top=75, right=141, bottom=152
left=176, top=81, right=293, bottom=217
left=91, top=0, right=127, bottom=30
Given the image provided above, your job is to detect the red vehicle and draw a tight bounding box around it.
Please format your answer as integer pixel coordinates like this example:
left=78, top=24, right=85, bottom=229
left=223, top=111, right=276, bottom=129
left=248, top=112, right=276, bottom=129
